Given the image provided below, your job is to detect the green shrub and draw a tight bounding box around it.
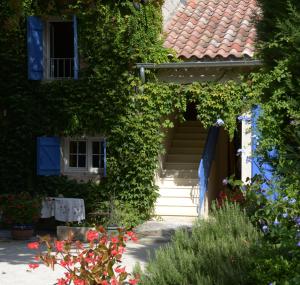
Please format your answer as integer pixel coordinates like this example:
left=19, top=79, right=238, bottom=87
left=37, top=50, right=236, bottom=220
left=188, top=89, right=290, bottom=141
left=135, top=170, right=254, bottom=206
left=140, top=203, right=260, bottom=285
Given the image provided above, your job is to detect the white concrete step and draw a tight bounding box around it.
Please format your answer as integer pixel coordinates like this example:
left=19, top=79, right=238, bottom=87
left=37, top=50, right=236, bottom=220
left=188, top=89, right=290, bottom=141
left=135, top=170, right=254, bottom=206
left=156, top=197, right=198, bottom=207
left=155, top=205, right=198, bottom=217
left=169, top=147, right=203, bottom=155
left=158, top=186, right=199, bottom=198
left=173, top=133, right=207, bottom=140
left=165, top=162, right=198, bottom=170
left=178, top=121, right=203, bottom=127
left=176, top=126, right=206, bottom=133
left=161, top=169, right=198, bottom=179
left=172, top=139, right=205, bottom=148
left=157, top=177, right=199, bottom=187
left=166, top=154, right=201, bottom=163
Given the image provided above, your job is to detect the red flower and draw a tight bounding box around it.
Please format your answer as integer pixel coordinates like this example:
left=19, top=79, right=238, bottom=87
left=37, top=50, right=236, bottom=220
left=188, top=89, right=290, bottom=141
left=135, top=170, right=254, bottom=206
left=57, top=278, right=67, bottom=285
left=28, top=263, right=39, bottom=270
left=129, top=278, right=138, bottom=285
left=100, top=236, right=108, bottom=244
left=115, top=266, right=126, bottom=273
left=27, top=242, right=39, bottom=250
left=55, top=241, right=65, bottom=252
left=101, top=281, right=108, bottom=285
left=111, top=249, right=118, bottom=256
left=110, top=277, right=118, bottom=285
left=126, top=231, right=134, bottom=237
left=127, top=231, right=138, bottom=242
left=74, top=279, right=86, bottom=285
left=111, top=236, right=119, bottom=244
left=118, top=245, right=125, bottom=254
left=86, top=230, right=99, bottom=242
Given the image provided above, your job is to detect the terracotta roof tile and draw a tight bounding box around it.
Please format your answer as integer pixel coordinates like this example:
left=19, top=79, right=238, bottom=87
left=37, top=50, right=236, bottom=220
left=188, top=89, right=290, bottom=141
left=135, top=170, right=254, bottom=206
left=164, top=0, right=259, bottom=59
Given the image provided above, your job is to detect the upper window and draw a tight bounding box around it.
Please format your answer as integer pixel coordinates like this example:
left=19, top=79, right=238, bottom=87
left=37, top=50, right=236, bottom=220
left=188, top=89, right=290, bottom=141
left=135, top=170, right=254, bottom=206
left=48, top=21, right=74, bottom=79
left=27, top=16, right=78, bottom=80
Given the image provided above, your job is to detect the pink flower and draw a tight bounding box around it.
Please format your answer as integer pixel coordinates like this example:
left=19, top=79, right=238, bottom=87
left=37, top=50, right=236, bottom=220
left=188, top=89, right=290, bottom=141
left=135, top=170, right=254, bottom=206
left=129, top=278, right=139, bottom=285
left=27, top=242, right=39, bottom=250
left=86, top=230, right=99, bottom=241
left=28, top=263, right=39, bottom=270
left=115, top=266, right=126, bottom=273
left=111, top=249, right=118, bottom=256
left=118, top=245, right=125, bottom=254
left=74, top=279, right=86, bottom=285
left=126, top=231, right=134, bottom=237
left=55, top=241, right=65, bottom=252
left=57, top=278, right=67, bottom=285
left=111, top=236, right=119, bottom=244
left=110, top=277, right=118, bottom=285
left=101, top=281, right=109, bottom=285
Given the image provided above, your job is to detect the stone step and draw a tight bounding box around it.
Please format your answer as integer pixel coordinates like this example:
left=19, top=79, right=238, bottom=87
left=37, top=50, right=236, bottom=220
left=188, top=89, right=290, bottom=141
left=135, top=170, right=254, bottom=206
left=176, top=126, right=206, bottom=133
left=166, top=154, right=201, bottom=163
left=173, top=132, right=207, bottom=140
left=161, top=169, right=198, bottom=179
left=156, top=197, right=198, bottom=207
left=157, top=177, right=199, bottom=187
left=158, top=186, right=199, bottom=198
left=172, top=139, right=205, bottom=148
left=155, top=205, right=198, bottom=217
left=165, top=162, right=199, bottom=170
left=178, top=121, right=203, bottom=127
left=169, top=147, right=203, bottom=155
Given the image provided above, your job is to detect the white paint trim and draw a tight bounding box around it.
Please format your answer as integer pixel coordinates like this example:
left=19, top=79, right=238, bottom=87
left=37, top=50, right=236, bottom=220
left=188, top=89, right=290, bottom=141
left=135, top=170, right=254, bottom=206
left=241, top=112, right=252, bottom=183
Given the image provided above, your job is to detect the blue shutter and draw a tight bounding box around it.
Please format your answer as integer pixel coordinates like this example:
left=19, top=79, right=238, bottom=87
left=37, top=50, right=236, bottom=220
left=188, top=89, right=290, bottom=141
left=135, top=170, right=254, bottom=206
left=251, top=106, right=274, bottom=190
left=27, top=16, right=43, bottom=80
left=73, top=15, right=79, bottom=80
left=103, top=139, right=107, bottom=177
left=37, top=137, right=60, bottom=176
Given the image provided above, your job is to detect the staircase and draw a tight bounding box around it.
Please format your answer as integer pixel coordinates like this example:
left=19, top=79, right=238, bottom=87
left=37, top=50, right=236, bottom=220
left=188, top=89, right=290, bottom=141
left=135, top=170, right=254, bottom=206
left=155, top=121, right=208, bottom=221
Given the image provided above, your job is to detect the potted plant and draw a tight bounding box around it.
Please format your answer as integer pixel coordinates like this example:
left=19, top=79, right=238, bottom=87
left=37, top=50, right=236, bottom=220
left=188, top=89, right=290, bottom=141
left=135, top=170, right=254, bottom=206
left=1, top=192, right=42, bottom=240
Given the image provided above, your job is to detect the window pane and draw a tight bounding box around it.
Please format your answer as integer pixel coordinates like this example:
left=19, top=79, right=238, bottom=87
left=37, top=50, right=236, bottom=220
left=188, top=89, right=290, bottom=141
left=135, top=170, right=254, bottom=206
left=78, top=155, right=86, bottom=167
left=69, top=155, right=77, bottom=167
left=78, top=141, right=86, bottom=154
left=92, top=142, right=100, bottom=155
left=69, top=141, right=77, bottom=153
left=92, top=155, right=100, bottom=168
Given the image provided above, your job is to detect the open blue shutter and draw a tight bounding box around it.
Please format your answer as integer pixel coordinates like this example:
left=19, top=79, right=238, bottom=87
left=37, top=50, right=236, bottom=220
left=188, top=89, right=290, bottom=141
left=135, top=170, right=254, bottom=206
left=37, top=137, right=60, bottom=176
left=103, top=139, right=107, bottom=177
left=27, top=16, right=43, bottom=80
left=73, top=15, right=79, bottom=80
left=251, top=106, right=274, bottom=190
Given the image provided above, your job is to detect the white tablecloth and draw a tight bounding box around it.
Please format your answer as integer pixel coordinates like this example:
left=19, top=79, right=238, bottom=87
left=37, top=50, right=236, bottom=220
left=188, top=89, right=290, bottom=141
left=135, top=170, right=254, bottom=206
left=41, top=197, right=85, bottom=222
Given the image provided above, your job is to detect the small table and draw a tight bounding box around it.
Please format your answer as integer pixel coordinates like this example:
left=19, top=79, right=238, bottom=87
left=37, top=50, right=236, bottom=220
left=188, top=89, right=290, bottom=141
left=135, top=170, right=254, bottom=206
left=41, top=197, right=85, bottom=222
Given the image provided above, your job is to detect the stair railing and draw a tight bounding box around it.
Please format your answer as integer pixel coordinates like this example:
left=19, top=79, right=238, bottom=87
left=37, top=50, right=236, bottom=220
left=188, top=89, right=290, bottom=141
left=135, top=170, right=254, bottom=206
left=198, top=127, right=220, bottom=215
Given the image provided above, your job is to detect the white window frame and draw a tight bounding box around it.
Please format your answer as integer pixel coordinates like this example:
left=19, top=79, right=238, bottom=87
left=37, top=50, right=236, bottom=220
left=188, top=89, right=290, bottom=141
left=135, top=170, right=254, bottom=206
left=63, top=137, right=105, bottom=174
left=43, top=18, right=73, bottom=80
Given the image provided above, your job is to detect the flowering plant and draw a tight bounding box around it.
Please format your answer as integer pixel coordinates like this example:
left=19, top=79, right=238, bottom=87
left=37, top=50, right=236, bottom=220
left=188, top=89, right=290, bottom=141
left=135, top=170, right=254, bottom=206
left=27, top=226, right=140, bottom=285
left=217, top=176, right=245, bottom=207
left=0, top=192, right=42, bottom=225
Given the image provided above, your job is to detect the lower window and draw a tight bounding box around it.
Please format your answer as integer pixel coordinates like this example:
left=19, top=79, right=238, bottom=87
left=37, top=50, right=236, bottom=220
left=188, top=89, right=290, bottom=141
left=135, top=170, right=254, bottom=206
left=64, top=137, right=105, bottom=173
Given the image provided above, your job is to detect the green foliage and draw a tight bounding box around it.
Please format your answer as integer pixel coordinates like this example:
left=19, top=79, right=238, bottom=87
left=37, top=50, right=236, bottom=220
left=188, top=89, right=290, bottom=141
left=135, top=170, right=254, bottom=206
left=140, top=203, right=260, bottom=285
left=0, top=192, right=42, bottom=224
left=243, top=183, right=300, bottom=284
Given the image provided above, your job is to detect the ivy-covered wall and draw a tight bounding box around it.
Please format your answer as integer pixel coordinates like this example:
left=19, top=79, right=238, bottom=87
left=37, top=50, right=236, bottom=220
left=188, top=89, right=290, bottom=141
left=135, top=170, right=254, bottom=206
left=0, top=0, right=250, bottom=224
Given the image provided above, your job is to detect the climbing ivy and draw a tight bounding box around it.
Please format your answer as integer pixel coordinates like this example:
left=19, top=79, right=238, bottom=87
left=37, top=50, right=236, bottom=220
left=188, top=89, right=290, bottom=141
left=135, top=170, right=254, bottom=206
left=0, top=0, right=250, bottom=224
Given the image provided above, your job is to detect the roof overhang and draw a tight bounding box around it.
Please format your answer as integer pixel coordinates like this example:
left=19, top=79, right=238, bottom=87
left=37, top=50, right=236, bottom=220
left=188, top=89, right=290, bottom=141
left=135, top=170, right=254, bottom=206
left=136, top=60, right=262, bottom=83
left=136, top=60, right=262, bottom=70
